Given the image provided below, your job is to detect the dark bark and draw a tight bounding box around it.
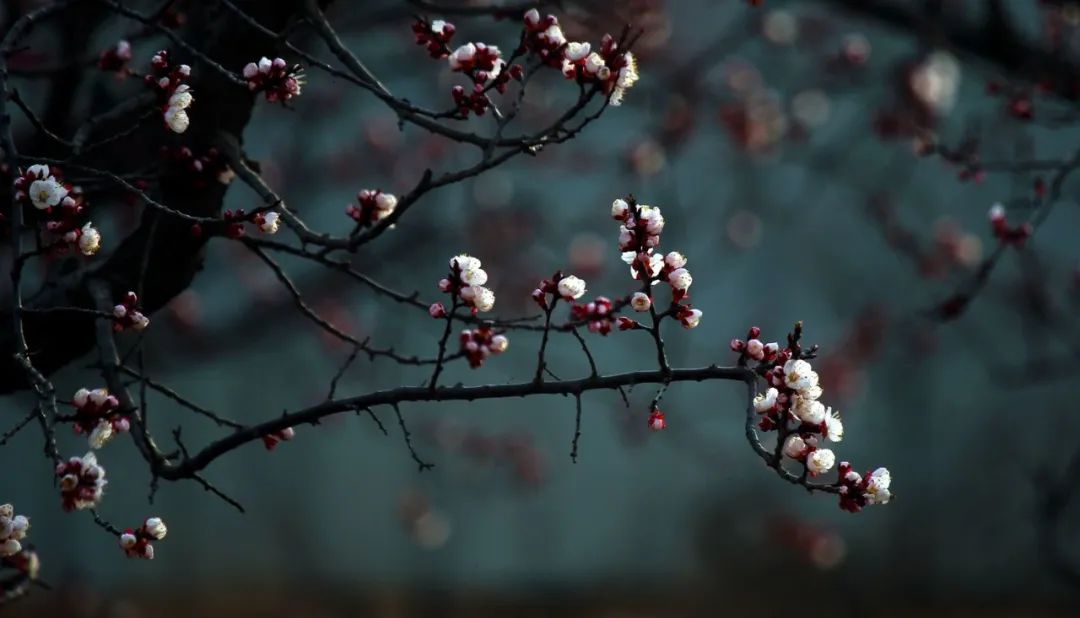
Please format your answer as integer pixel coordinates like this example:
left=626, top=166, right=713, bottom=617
left=0, top=0, right=310, bottom=393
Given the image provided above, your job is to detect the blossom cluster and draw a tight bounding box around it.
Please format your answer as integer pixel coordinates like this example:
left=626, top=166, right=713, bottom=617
left=71, top=387, right=130, bottom=450
left=160, top=146, right=235, bottom=189
left=414, top=8, right=639, bottom=117
left=120, top=517, right=167, bottom=559
left=733, top=325, right=892, bottom=512
left=98, top=39, right=132, bottom=73
left=531, top=271, right=588, bottom=310
left=569, top=296, right=617, bottom=335
left=837, top=463, right=892, bottom=512
left=243, top=56, right=303, bottom=103
left=112, top=291, right=150, bottom=332
left=0, top=505, right=30, bottom=558
left=146, top=50, right=194, bottom=133
left=412, top=18, right=456, bottom=59
left=262, top=427, right=296, bottom=450
left=611, top=196, right=701, bottom=329
left=988, top=203, right=1032, bottom=246
left=56, top=452, right=107, bottom=511
left=523, top=10, right=639, bottom=105
left=13, top=164, right=101, bottom=256
left=447, top=41, right=513, bottom=116
left=438, top=255, right=496, bottom=314
left=459, top=323, right=509, bottom=368
left=345, top=189, right=398, bottom=227
left=192, top=205, right=277, bottom=239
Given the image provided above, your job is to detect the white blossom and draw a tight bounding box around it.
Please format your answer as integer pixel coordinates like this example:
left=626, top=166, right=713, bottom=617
left=557, top=275, right=587, bottom=300
left=375, top=192, right=397, bottom=212
left=783, top=359, right=819, bottom=393
left=664, top=251, right=687, bottom=269
left=461, top=285, right=495, bottom=312
left=450, top=254, right=481, bottom=272
left=679, top=308, right=702, bottom=329
left=611, top=198, right=629, bottom=219
left=490, top=334, right=509, bottom=353
left=541, top=24, right=566, bottom=46
left=807, top=448, right=836, bottom=475
left=0, top=505, right=29, bottom=558
left=783, top=435, right=808, bottom=459
left=77, top=222, right=102, bottom=256
left=73, top=387, right=91, bottom=408
left=88, top=419, right=114, bottom=450
left=910, top=51, right=960, bottom=115
left=164, top=105, right=190, bottom=133
left=864, top=467, right=892, bottom=504
left=667, top=268, right=693, bottom=291
left=120, top=532, right=137, bottom=549
left=167, top=84, right=193, bottom=110
left=753, top=387, right=778, bottom=413
left=638, top=204, right=664, bottom=235
left=144, top=517, right=167, bottom=540
left=564, top=42, right=591, bottom=62
left=824, top=408, right=843, bottom=442
left=258, top=211, right=280, bottom=234
left=448, top=43, right=477, bottom=70
left=792, top=394, right=826, bottom=424
left=610, top=53, right=639, bottom=106
left=524, top=8, right=540, bottom=26
left=583, top=52, right=606, bottom=75
left=460, top=267, right=488, bottom=286
left=630, top=292, right=652, bottom=312
left=258, top=56, right=273, bottom=73
left=28, top=176, right=68, bottom=210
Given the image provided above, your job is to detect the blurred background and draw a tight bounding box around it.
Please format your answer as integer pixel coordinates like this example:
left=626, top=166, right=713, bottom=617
left=3, top=0, right=1080, bottom=615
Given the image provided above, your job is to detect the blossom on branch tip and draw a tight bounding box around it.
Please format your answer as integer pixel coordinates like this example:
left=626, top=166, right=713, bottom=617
left=56, top=452, right=107, bottom=511
left=557, top=275, right=587, bottom=300
left=611, top=198, right=629, bottom=220
left=70, top=385, right=130, bottom=450
left=121, top=516, right=168, bottom=559
left=263, top=427, right=295, bottom=451
left=630, top=292, right=652, bottom=312
left=0, top=504, right=30, bottom=558
left=987, top=202, right=1032, bottom=246
left=98, top=40, right=132, bottom=72
left=865, top=467, right=892, bottom=504
left=112, top=291, right=149, bottom=332
left=824, top=408, right=843, bottom=442
left=460, top=324, right=509, bottom=368
left=440, top=255, right=496, bottom=313
left=146, top=50, right=195, bottom=133
left=413, top=18, right=456, bottom=58
left=254, top=211, right=280, bottom=234
left=648, top=409, right=667, bottom=431
left=570, top=296, right=616, bottom=335
left=243, top=56, right=304, bottom=102
left=838, top=462, right=893, bottom=512
left=783, top=359, right=819, bottom=393
left=346, top=189, right=398, bottom=228
left=677, top=307, right=702, bottom=329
